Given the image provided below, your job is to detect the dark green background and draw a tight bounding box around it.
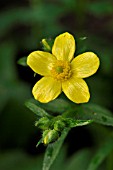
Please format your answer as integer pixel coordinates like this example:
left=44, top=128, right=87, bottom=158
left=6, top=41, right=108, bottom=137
left=0, top=0, right=113, bottom=169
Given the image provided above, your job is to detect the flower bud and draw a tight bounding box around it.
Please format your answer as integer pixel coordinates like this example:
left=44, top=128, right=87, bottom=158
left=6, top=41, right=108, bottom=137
left=54, top=120, right=65, bottom=131
left=43, top=129, right=59, bottom=145
left=35, top=117, right=50, bottom=130
left=42, top=39, right=51, bottom=52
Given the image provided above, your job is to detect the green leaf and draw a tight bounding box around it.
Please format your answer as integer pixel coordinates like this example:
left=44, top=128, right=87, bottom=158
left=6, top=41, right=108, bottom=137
left=74, top=103, right=113, bottom=127
left=65, top=119, right=93, bottom=128
left=42, top=128, right=70, bottom=170
left=25, top=101, right=52, bottom=118
left=27, top=98, right=72, bottom=113
left=50, top=146, right=67, bottom=170
left=87, top=135, right=113, bottom=170
left=17, top=57, right=27, bottom=66
left=85, top=103, right=112, bottom=116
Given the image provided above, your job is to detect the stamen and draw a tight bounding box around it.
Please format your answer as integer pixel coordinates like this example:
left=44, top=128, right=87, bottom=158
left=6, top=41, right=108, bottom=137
left=51, top=60, right=72, bottom=81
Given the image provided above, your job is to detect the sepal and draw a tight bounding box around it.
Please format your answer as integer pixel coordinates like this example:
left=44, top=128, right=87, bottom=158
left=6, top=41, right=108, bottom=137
left=42, top=129, right=59, bottom=145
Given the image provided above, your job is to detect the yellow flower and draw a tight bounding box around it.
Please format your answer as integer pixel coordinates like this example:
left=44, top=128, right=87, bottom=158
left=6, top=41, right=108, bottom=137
left=27, top=32, right=100, bottom=103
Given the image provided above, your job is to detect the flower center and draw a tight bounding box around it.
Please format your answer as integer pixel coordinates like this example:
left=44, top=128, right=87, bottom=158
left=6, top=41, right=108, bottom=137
left=51, top=60, right=72, bottom=81
left=55, top=66, right=63, bottom=73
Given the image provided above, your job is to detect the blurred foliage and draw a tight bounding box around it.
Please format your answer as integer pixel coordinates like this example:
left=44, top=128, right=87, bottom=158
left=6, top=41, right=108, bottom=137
left=0, top=0, right=113, bottom=169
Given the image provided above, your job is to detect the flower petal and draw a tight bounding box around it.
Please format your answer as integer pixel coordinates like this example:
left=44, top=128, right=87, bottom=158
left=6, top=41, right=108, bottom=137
left=71, top=52, right=100, bottom=78
left=27, top=51, right=56, bottom=76
left=52, top=32, right=75, bottom=61
left=32, top=77, right=62, bottom=103
left=62, top=76, right=90, bottom=103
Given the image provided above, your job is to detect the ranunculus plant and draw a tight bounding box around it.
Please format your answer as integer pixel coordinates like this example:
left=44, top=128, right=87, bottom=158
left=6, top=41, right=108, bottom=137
left=18, top=32, right=113, bottom=170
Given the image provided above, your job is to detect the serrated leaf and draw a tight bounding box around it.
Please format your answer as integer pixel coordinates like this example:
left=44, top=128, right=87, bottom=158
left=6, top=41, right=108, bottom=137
left=25, top=101, right=52, bottom=118
left=17, top=57, right=27, bottom=66
left=42, top=128, right=70, bottom=170
left=87, top=135, right=113, bottom=170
